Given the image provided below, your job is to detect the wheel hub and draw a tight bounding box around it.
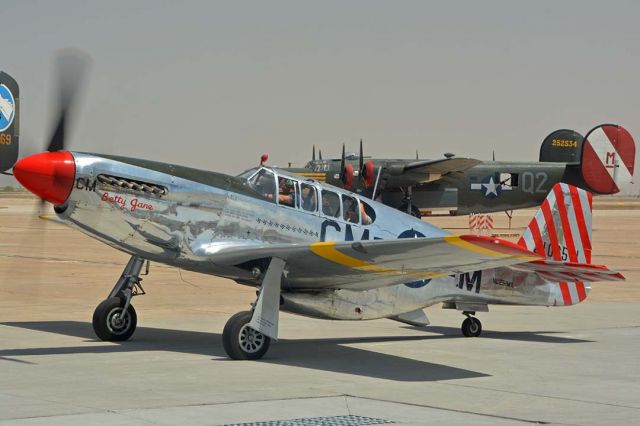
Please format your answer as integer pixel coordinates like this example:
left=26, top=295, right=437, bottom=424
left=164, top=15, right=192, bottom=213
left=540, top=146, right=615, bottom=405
left=239, top=324, right=265, bottom=353
left=107, top=307, right=131, bottom=335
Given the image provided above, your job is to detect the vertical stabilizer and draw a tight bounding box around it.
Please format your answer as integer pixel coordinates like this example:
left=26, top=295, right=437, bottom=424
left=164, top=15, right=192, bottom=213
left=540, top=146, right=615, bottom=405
left=518, top=183, right=593, bottom=305
left=0, top=71, right=19, bottom=173
left=581, top=124, right=635, bottom=194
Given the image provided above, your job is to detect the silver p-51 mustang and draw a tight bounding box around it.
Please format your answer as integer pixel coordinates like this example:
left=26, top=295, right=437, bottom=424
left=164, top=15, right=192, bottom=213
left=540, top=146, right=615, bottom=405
left=0, top=60, right=624, bottom=360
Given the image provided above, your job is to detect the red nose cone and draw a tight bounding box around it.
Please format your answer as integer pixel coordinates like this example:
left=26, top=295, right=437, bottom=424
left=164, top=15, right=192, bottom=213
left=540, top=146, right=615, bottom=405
left=14, top=151, right=76, bottom=205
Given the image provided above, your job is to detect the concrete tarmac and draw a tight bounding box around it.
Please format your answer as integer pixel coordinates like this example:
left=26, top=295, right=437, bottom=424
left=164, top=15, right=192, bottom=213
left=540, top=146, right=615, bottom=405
left=1, top=196, right=639, bottom=425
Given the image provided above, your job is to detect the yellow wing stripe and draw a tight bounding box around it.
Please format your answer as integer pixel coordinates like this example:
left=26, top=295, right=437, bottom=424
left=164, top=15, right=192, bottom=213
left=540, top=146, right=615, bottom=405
left=310, top=241, right=444, bottom=279
left=444, top=235, right=539, bottom=261
left=443, top=235, right=503, bottom=257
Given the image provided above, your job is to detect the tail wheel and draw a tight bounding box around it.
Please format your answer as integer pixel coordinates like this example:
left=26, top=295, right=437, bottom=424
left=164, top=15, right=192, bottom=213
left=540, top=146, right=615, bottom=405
left=92, top=297, right=137, bottom=341
left=223, top=311, right=271, bottom=360
left=461, top=317, right=482, bottom=337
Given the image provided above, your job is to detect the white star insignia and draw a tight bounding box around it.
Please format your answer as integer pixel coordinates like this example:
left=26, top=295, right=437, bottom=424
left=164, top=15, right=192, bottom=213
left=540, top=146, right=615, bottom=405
left=482, top=177, right=499, bottom=197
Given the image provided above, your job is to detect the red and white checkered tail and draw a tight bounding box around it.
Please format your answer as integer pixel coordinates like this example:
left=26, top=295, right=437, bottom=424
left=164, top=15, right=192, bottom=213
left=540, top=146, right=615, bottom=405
left=518, top=183, right=593, bottom=306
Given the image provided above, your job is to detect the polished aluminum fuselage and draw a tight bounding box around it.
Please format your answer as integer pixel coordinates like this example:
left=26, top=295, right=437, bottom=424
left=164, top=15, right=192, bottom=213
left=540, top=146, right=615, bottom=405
left=58, top=153, right=566, bottom=321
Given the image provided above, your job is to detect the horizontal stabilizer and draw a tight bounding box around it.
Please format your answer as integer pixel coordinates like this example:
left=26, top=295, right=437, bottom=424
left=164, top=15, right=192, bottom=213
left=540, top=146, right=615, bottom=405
left=511, top=259, right=624, bottom=283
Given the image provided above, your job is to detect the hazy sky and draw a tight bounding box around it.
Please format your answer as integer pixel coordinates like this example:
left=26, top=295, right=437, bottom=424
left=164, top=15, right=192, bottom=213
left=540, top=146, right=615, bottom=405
left=2, top=1, right=640, bottom=193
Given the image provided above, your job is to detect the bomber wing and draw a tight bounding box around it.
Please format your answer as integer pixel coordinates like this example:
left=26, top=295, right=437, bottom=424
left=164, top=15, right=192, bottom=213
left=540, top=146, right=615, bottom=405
left=383, top=157, right=481, bottom=187
left=193, top=234, right=542, bottom=291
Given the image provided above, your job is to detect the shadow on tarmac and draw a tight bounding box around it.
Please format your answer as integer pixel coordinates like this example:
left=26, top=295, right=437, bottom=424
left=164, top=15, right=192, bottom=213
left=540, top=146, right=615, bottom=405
left=0, top=321, right=590, bottom=382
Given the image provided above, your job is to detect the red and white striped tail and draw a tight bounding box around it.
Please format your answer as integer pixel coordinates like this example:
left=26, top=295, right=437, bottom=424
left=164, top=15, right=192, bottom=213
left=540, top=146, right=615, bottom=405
left=518, top=183, right=593, bottom=306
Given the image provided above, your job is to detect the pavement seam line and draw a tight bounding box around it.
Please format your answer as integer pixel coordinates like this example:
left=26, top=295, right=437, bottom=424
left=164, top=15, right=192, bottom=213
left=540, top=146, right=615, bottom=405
left=441, top=382, right=640, bottom=411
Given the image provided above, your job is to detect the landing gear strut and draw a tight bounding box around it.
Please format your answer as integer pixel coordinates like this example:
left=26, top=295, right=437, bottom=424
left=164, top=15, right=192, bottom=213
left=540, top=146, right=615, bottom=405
left=399, top=186, right=421, bottom=218
left=92, top=255, right=147, bottom=342
left=461, top=312, right=482, bottom=337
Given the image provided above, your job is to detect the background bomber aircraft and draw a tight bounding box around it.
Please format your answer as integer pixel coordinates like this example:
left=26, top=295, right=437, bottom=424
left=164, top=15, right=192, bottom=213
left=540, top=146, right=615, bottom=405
left=0, top=54, right=626, bottom=360
left=284, top=128, right=636, bottom=218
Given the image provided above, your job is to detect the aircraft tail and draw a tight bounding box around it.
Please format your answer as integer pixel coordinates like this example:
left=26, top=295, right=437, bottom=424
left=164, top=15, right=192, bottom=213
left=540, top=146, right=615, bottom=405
left=539, top=129, right=584, bottom=164
left=518, top=183, right=593, bottom=305
left=0, top=71, right=19, bottom=173
left=580, top=124, right=635, bottom=194
left=539, top=124, right=635, bottom=195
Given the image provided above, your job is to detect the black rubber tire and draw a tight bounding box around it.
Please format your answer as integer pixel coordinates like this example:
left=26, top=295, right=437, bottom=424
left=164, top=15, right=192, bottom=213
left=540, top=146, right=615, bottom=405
left=222, top=311, right=271, bottom=360
left=399, top=203, right=422, bottom=218
left=92, top=297, right=137, bottom=342
left=461, top=317, right=482, bottom=337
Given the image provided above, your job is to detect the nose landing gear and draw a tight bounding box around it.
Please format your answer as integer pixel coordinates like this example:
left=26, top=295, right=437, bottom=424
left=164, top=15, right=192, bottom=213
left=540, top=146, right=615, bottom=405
left=92, top=256, right=147, bottom=342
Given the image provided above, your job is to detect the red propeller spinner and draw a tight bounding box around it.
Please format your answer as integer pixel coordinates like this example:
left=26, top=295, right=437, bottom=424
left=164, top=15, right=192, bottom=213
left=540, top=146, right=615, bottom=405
left=13, top=151, right=76, bottom=205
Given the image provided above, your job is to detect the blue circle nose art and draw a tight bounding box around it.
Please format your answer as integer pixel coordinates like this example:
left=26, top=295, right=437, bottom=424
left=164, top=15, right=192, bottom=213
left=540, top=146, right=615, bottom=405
left=0, top=84, right=16, bottom=132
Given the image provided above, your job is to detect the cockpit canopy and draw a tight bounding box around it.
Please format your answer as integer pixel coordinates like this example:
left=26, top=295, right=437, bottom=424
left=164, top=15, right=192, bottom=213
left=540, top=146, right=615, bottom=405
left=238, top=167, right=376, bottom=225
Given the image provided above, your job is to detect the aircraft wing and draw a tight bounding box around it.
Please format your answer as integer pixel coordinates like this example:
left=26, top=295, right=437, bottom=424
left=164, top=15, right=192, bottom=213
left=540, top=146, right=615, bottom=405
left=384, top=157, right=481, bottom=186
left=194, top=235, right=542, bottom=291
left=403, top=157, right=481, bottom=174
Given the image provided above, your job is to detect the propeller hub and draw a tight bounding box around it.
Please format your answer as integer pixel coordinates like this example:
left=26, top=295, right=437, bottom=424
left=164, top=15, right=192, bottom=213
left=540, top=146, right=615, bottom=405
left=13, top=151, right=76, bottom=205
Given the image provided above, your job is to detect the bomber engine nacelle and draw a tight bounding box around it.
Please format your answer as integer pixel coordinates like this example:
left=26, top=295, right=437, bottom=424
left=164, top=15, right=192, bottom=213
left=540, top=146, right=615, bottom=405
left=341, top=163, right=354, bottom=189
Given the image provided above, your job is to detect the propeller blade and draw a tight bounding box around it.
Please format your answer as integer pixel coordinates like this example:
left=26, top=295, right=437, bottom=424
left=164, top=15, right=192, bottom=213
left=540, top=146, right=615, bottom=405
left=312, top=145, right=316, bottom=161
left=46, top=49, right=91, bottom=153
left=319, top=149, right=322, bottom=160
left=358, top=139, right=364, bottom=183
left=339, top=143, right=346, bottom=181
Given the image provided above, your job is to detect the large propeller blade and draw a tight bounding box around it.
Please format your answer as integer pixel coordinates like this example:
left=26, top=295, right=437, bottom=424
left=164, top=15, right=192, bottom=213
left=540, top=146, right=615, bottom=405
left=46, top=49, right=90, bottom=153
left=357, top=139, right=375, bottom=189
left=339, top=143, right=346, bottom=179
left=358, top=139, right=364, bottom=184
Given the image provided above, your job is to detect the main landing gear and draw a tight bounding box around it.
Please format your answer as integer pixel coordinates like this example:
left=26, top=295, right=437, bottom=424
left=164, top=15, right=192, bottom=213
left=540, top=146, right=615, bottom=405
left=92, top=256, right=147, bottom=342
left=461, top=312, right=482, bottom=337
left=398, top=186, right=422, bottom=218
left=222, top=311, right=271, bottom=360
left=222, top=258, right=285, bottom=360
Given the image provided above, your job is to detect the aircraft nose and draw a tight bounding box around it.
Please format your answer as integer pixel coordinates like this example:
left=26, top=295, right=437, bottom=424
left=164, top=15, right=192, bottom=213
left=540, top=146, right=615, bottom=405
left=13, top=151, right=76, bottom=205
